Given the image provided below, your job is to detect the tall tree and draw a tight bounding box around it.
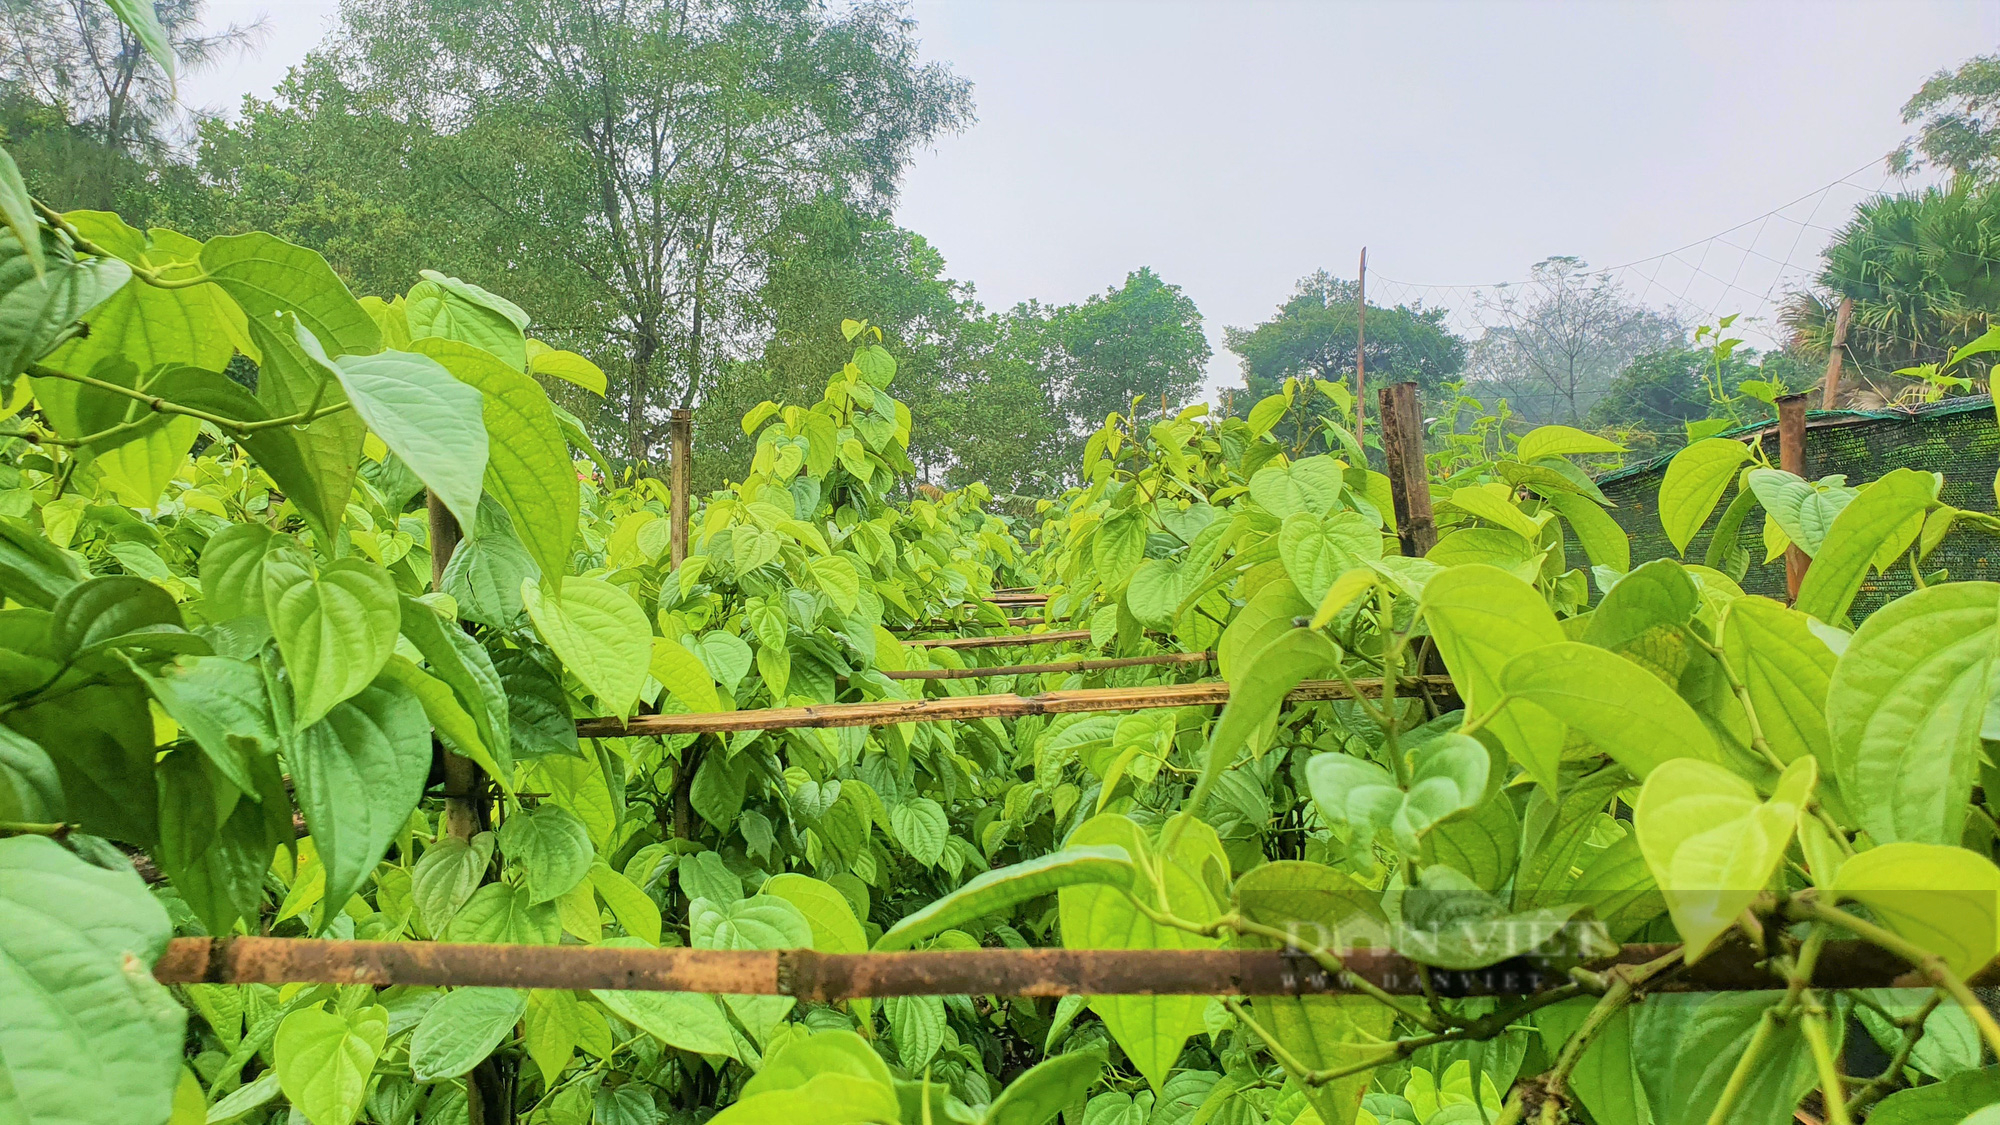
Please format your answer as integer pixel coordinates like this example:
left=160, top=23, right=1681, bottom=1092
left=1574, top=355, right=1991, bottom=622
left=1467, top=256, right=1683, bottom=424
left=1890, top=51, right=2000, bottom=185
left=0, top=0, right=260, bottom=215
left=1053, top=267, right=1210, bottom=432
left=1223, top=269, right=1466, bottom=412
left=1786, top=184, right=2000, bottom=389
left=201, top=0, right=971, bottom=468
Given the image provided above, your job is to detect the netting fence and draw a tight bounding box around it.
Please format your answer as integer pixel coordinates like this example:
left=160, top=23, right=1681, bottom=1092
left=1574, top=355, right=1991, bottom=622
left=1596, top=394, right=2000, bottom=616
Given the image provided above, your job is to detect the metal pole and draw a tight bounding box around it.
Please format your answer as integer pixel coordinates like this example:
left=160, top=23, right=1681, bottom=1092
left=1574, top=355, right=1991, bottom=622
left=669, top=408, right=692, bottom=567
left=1779, top=393, right=1811, bottom=602
left=1820, top=297, right=1854, bottom=409
left=1355, top=247, right=1368, bottom=446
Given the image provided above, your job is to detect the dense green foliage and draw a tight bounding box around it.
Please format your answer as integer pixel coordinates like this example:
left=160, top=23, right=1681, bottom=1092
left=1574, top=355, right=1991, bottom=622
left=7, top=8, right=2000, bottom=1125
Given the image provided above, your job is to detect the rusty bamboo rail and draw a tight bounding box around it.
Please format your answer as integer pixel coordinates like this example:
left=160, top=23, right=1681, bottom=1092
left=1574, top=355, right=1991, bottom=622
left=576, top=676, right=1450, bottom=737
left=892, top=617, right=1045, bottom=630
left=882, top=652, right=1213, bottom=681
left=151, top=937, right=1947, bottom=998
left=902, top=630, right=1092, bottom=650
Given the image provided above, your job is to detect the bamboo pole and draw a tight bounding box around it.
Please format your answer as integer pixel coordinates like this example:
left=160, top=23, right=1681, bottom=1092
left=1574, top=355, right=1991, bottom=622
left=669, top=408, right=692, bottom=567
left=1779, top=393, right=1810, bottom=602
left=903, top=630, right=1094, bottom=650
left=1819, top=297, right=1854, bottom=410
left=151, top=937, right=1946, bottom=997
left=890, top=617, right=1044, bottom=631
left=1355, top=247, right=1368, bottom=445
left=575, top=677, right=1452, bottom=737
left=1379, top=382, right=1437, bottom=558
left=426, top=492, right=483, bottom=842
left=881, top=652, right=1213, bottom=681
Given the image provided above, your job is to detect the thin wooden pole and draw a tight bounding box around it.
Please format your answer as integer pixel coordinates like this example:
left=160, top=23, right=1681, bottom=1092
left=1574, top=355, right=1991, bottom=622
left=669, top=407, right=692, bottom=567
left=881, top=651, right=1213, bottom=681
left=1379, top=382, right=1437, bottom=557
left=575, top=676, right=1452, bottom=737
left=1355, top=247, right=1368, bottom=445
left=152, top=937, right=1955, bottom=997
left=903, top=629, right=1093, bottom=650
left=426, top=492, right=484, bottom=843
left=425, top=490, right=496, bottom=1123
left=1779, top=393, right=1810, bottom=602
left=1820, top=297, right=1854, bottom=410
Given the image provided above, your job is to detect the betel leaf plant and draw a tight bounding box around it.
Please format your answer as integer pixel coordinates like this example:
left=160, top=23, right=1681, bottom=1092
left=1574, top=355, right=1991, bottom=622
left=3, top=15, right=2000, bottom=1124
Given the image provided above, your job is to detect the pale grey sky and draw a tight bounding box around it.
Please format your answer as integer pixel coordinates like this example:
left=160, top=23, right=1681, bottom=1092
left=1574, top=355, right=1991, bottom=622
left=181, top=0, right=1996, bottom=394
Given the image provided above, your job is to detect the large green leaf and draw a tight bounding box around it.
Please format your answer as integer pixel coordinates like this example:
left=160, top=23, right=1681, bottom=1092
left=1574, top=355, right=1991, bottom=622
left=240, top=312, right=365, bottom=539
left=407, top=271, right=528, bottom=371
left=498, top=805, right=593, bottom=905
left=410, top=337, right=576, bottom=584
left=1517, top=424, right=1625, bottom=461
left=399, top=596, right=510, bottom=775
left=0, top=232, right=130, bottom=380
left=282, top=676, right=432, bottom=925
left=1635, top=756, right=1816, bottom=960
left=1544, top=489, right=1629, bottom=574
left=0, top=726, right=62, bottom=823
left=1500, top=641, right=1722, bottom=776
left=590, top=988, right=739, bottom=1060
left=1277, top=510, right=1381, bottom=604
left=1657, top=438, right=1751, bottom=554
left=412, top=832, right=496, bottom=938
left=264, top=554, right=401, bottom=730
left=522, top=576, right=650, bottom=722
left=1795, top=468, right=1939, bottom=624
left=43, top=220, right=243, bottom=377
left=447, top=882, right=559, bottom=944
left=129, top=654, right=275, bottom=796
left=889, top=797, right=948, bottom=866
left=7, top=681, right=156, bottom=844
left=1534, top=1001, right=1650, bottom=1125
left=762, top=873, right=867, bottom=954
left=876, top=846, right=1136, bottom=951
left=692, top=894, right=813, bottom=1042
left=48, top=573, right=179, bottom=660
left=1827, top=581, right=1998, bottom=846
left=1865, top=1065, right=2000, bottom=1125
left=1198, top=626, right=1338, bottom=816
left=1443, top=484, right=1546, bottom=543
left=444, top=498, right=538, bottom=628
left=0, top=836, right=183, bottom=1125
left=1721, top=596, right=1835, bottom=774
left=408, top=988, right=527, bottom=1082
left=1248, top=456, right=1344, bottom=518
left=1630, top=993, right=1820, bottom=1125
left=1256, top=996, right=1395, bottom=1125
left=981, top=1052, right=1105, bottom=1125
left=101, top=0, right=177, bottom=78
left=0, top=142, right=42, bottom=276
left=296, top=326, right=487, bottom=532
left=1832, top=842, right=2000, bottom=978
left=199, top=233, right=379, bottom=357
left=1420, top=565, right=1566, bottom=791
left=1060, top=814, right=1224, bottom=1093
left=273, top=1003, right=388, bottom=1125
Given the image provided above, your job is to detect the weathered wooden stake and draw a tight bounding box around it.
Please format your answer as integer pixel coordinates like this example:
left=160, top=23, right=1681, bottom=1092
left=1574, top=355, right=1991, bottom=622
left=425, top=492, right=484, bottom=843
left=1379, top=381, right=1436, bottom=558
left=1820, top=296, right=1855, bottom=409
left=1779, top=393, right=1811, bottom=602
left=669, top=407, right=692, bottom=567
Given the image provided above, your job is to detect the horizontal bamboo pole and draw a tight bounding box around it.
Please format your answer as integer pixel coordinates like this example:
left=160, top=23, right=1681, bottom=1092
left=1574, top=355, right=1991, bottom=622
left=576, top=677, right=1451, bottom=737
left=904, top=630, right=1093, bottom=650
left=891, top=617, right=1044, bottom=630
left=152, top=938, right=1946, bottom=998
left=882, top=652, right=1214, bottom=681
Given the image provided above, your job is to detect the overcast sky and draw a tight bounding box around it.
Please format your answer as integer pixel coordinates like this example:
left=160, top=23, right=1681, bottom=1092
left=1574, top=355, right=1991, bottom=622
left=181, top=0, right=1996, bottom=394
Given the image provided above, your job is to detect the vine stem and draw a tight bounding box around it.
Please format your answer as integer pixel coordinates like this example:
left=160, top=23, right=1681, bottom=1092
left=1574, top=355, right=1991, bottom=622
left=0, top=820, right=71, bottom=837
left=1799, top=1004, right=1853, bottom=1125
left=30, top=366, right=352, bottom=438
left=1541, top=947, right=1684, bottom=1109
left=1789, top=897, right=2000, bottom=1060
left=1844, top=991, right=1943, bottom=1115
left=1689, top=620, right=1853, bottom=856
left=33, top=200, right=215, bottom=290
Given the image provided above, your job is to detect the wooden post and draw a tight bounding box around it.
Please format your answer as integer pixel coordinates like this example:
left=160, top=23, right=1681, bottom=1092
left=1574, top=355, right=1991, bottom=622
left=1378, top=382, right=1436, bottom=558
left=669, top=407, right=692, bottom=567
left=426, top=489, right=497, bottom=1123
left=1778, top=394, right=1810, bottom=602
left=1355, top=247, right=1368, bottom=446
left=1820, top=296, right=1854, bottom=409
